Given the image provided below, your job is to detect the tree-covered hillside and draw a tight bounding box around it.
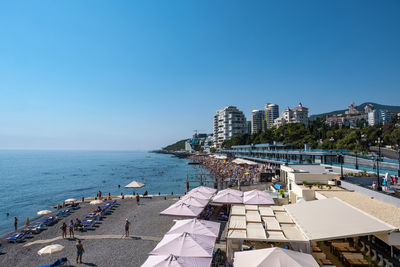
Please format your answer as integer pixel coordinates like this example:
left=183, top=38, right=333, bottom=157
left=163, top=139, right=188, bottom=151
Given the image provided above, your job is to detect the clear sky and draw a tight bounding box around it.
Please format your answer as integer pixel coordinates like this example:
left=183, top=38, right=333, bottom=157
left=0, top=0, right=399, bottom=150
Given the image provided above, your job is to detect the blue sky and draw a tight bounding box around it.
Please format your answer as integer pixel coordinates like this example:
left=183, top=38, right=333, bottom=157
left=0, top=0, right=399, bottom=150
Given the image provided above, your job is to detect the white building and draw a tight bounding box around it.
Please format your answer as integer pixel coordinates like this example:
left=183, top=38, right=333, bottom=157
left=368, top=109, right=393, bottom=126
left=265, top=103, right=279, bottom=129
left=213, top=106, right=247, bottom=147
left=251, top=109, right=266, bottom=134
left=274, top=103, right=309, bottom=127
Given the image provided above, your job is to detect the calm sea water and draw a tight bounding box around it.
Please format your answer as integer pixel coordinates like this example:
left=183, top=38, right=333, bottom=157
left=0, top=150, right=212, bottom=236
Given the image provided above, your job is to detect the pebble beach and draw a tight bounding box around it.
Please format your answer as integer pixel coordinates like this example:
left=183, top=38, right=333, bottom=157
left=0, top=196, right=185, bottom=267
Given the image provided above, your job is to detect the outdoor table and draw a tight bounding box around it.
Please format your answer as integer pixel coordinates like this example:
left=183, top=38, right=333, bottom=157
left=312, top=247, right=322, bottom=252
left=342, top=252, right=365, bottom=266
left=320, top=259, right=333, bottom=265
left=346, top=258, right=369, bottom=267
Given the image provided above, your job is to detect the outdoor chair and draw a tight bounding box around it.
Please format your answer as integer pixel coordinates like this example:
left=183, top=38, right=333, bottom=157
left=377, top=253, right=384, bottom=267
left=6, top=232, right=26, bottom=243
left=383, top=258, right=394, bottom=267
left=371, top=248, right=377, bottom=261
left=365, top=244, right=371, bottom=256
left=360, top=241, right=366, bottom=253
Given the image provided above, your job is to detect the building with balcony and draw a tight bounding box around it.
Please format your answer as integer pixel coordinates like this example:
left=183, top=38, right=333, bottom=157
left=274, top=103, right=309, bottom=127
left=213, top=106, right=247, bottom=147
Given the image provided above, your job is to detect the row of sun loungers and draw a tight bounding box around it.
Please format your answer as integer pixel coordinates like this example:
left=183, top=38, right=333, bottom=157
left=78, top=200, right=117, bottom=231
left=5, top=205, right=80, bottom=243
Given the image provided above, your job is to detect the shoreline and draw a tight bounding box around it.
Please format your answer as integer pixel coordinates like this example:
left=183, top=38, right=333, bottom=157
left=0, top=195, right=183, bottom=267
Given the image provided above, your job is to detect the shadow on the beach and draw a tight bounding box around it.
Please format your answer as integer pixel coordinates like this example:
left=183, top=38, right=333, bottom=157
left=82, top=263, right=97, bottom=266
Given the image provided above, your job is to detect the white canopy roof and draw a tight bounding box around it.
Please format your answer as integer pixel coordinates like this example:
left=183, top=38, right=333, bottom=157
left=243, top=190, right=274, bottom=205
left=234, top=247, right=319, bottom=267
left=150, top=232, right=216, bottom=257
left=284, top=197, right=397, bottom=241
left=141, top=254, right=212, bottom=267
left=125, top=180, right=145, bottom=188
left=167, top=219, right=220, bottom=237
left=160, top=202, right=204, bottom=217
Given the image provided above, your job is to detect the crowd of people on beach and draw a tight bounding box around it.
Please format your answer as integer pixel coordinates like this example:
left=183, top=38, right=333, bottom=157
left=189, top=155, right=269, bottom=187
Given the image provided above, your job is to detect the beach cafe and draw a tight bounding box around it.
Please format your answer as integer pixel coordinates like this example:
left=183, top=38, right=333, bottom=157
left=226, top=197, right=400, bottom=265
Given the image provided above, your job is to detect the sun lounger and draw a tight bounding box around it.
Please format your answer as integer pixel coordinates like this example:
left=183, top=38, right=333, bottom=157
left=6, top=232, right=26, bottom=243
left=37, top=257, right=68, bottom=267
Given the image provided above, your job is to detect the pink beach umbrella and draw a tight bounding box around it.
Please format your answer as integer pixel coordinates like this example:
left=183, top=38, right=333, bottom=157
left=160, top=202, right=204, bottom=217
left=190, top=186, right=217, bottom=195
left=186, top=191, right=212, bottom=200
left=150, top=232, right=216, bottom=257
left=212, top=191, right=243, bottom=204
left=243, top=190, right=274, bottom=205
left=167, top=219, right=220, bottom=237
left=217, top=188, right=243, bottom=197
left=141, top=254, right=212, bottom=267
left=179, top=195, right=209, bottom=207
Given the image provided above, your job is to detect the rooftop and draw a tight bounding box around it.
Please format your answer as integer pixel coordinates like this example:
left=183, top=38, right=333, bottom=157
left=320, top=190, right=400, bottom=228
left=285, top=164, right=338, bottom=175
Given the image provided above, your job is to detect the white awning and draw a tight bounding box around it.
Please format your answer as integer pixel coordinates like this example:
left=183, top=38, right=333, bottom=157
left=284, top=197, right=397, bottom=241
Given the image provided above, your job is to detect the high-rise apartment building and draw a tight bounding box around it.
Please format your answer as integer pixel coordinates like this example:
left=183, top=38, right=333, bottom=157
left=213, top=106, right=247, bottom=147
left=265, top=103, right=279, bottom=129
left=368, top=109, right=393, bottom=126
left=251, top=109, right=266, bottom=134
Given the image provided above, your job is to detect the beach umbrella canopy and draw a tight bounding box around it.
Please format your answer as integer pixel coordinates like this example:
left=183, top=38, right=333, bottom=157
left=65, top=198, right=76, bottom=203
left=37, top=210, right=52, bottom=216
left=179, top=196, right=209, bottom=207
left=90, top=200, right=103, bottom=205
left=141, top=254, right=212, bottom=267
left=160, top=202, right=204, bottom=217
left=190, top=186, right=217, bottom=195
left=243, top=190, right=274, bottom=205
left=150, top=232, right=216, bottom=257
left=212, top=192, right=243, bottom=204
left=234, top=247, right=319, bottom=267
left=38, top=244, right=65, bottom=256
left=186, top=191, right=212, bottom=200
left=218, top=188, right=243, bottom=197
left=167, top=219, right=220, bottom=237
left=125, top=180, right=145, bottom=188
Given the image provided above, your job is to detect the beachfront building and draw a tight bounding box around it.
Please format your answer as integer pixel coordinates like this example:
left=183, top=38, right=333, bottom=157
left=265, top=103, right=279, bottom=129
left=368, top=109, right=393, bottom=126
left=280, top=164, right=339, bottom=203
left=213, top=106, right=247, bottom=147
left=251, top=109, right=266, bottom=134
left=273, top=103, right=309, bottom=127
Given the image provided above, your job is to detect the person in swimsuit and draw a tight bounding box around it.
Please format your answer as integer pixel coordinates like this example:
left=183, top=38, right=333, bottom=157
left=76, top=240, right=84, bottom=264
left=60, top=222, right=67, bottom=239
left=69, top=220, right=75, bottom=238
left=125, top=219, right=131, bottom=237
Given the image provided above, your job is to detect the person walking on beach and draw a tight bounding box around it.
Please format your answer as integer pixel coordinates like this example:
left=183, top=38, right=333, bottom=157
left=69, top=220, right=75, bottom=238
left=125, top=219, right=131, bottom=237
left=60, top=222, right=67, bottom=239
left=14, top=217, right=18, bottom=232
left=76, top=240, right=84, bottom=264
left=136, top=193, right=140, bottom=205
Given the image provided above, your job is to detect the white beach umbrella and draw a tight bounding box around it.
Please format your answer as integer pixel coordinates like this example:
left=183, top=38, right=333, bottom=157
left=212, top=191, right=243, bottom=204
left=190, top=186, right=217, bottom=195
left=167, top=219, right=220, bottom=237
left=179, top=195, right=209, bottom=207
left=243, top=190, right=274, bottom=205
left=150, top=232, right=216, bottom=257
left=90, top=200, right=103, bottom=205
left=38, top=244, right=65, bottom=256
left=141, top=254, right=212, bottom=267
left=186, top=191, right=212, bottom=200
left=218, top=188, right=243, bottom=196
left=234, top=247, right=319, bottom=267
left=65, top=198, right=76, bottom=203
left=37, top=210, right=52, bottom=216
left=125, top=180, right=145, bottom=188
left=160, top=202, right=204, bottom=217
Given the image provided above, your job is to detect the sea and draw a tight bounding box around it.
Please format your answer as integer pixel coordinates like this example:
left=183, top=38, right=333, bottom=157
left=0, top=150, right=213, bottom=236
